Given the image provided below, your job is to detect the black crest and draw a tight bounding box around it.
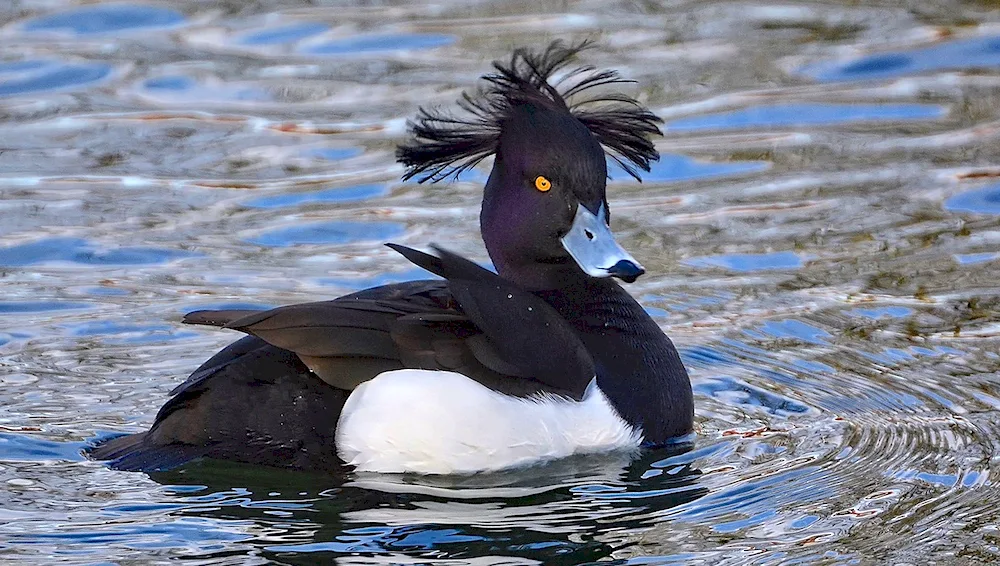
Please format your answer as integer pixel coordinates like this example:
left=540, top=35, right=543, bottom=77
left=397, top=40, right=662, bottom=183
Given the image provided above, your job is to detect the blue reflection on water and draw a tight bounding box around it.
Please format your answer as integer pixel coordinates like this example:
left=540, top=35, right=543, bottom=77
left=806, top=35, right=1000, bottom=82
left=753, top=319, right=832, bottom=345
left=11, top=517, right=250, bottom=547
left=610, top=153, right=768, bottom=183
left=394, top=528, right=483, bottom=549
left=853, top=305, right=913, bottom=319
left=684, top=251, right=802, bottom=271
left=0, top=301, right=92, bottom=313
left=311, top=147, right=364, bottom=161
left=244, top=184, right=386, bottom=208
left=70, top=321, right=172, bottom=337
left=23, top=5, right=185, bottom=35
left=139, top=76, right=270, bottom=102
left=945, top=183, right=1000, bottom=215
left=893, top=469, right=959, bottom=489
left=249, top=221, right=405, bottom=247
left=954, top=252, right=998, bottom=264
left=674, top=465, right=827, bottom=525
left=644, top=305, right=668, bottom=317
left=178, top=302, right=272, bottom=313
left=0, top=61, right=47, bottom=73
left=713, top=509, right=779, bottom=533
left=402, top=167, right=489, bottom=184
left=84, top=286, right=131, bottom=296
left=0, top=61, right=111, bottom=97
left=144, top=76, right=195, bottom=91
left=305, top=34, right=454, bottom=55
left=963, top=470, right=983, bottom=487
left=667, top=103, right=944, bottom=131
left=68, top=321, right=198, bottom=344
left=319, top=267, right=431, bottom=290
left=240, top=23, right=329, bottom=45
left=695, top=375, right=812, bottom=415
left=266, top=526, right=482, bottom=553
left=0, top=238, right=193, bottom=266
left=0, top=433, right=88, bottom=461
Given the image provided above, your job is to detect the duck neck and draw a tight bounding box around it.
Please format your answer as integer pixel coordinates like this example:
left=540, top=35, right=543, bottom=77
left=533, top=277, right=694, bottom=444
left=480, top=159, right=592, bottom=290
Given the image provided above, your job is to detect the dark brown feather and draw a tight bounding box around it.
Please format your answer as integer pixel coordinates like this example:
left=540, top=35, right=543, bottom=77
left=182, top=246, right=596, bottom=400
left=183, top=309, right=261, bottom=328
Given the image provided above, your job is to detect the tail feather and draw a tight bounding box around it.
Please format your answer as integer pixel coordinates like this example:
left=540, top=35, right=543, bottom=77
left=87, top=433, right=205, bottom=472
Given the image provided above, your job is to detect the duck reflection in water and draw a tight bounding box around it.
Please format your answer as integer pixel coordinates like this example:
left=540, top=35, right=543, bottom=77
left=145, top=446, right=706, bottom=564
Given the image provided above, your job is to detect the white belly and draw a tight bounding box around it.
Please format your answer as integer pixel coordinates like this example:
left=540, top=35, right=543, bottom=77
left=335, top=369, right=642, bottom=475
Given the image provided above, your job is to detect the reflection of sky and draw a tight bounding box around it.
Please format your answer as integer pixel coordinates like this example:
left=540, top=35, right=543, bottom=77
left=853, top=306, right=913, bottom=319
left=243, top=184, right=387, bottom=209
left=0, top=301, right=92, bottom=313
left=684, top=251, right=802, bottom=271
left=319, top=267, right=432, bottom=290
left=23, top=5, right=184, bottom=35
left=240, top=23, right=328, bottom=45
left=304, top=34, right=454, bottom=55
left=142, top=76, right=270, bottom=103
left=751, top=319, right=832, bottom=345
left=177, top=302, right=271, bottom=313
left=953, top=252, right=998, bottom=265
left=310, top=148, right=364, bottom=161
left=66, top=320, right=199, bottom=344
left=0, top=433, right=90, bottom=462
left=265, top=526, right=479, bottom=553
left=249, top=221, right=405, bottom=247
left=70, top=321, right=170, bottom=336
left=403, top=152, right=762, bottom=186
left=803, top=35, right=1000, bottom=82
left=0, top=237, right=192, bottom=266
left=694, top=375, right=812, bottom=415
left=610, top=153, right=768, bottom=183
left=402, top=167, right=489, bottom=184
left=144, top=76, right=194, bottom=91
left=0, top=60, right=111, bottom=98
left=945, top=183, right=1000, bottom=215
left=667, top=103, right=943, bottom=131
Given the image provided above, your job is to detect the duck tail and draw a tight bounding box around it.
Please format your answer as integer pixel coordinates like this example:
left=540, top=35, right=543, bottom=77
left=87, top=432, right=203, bottom=472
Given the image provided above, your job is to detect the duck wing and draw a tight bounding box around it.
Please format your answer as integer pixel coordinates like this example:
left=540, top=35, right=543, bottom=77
left=387, top=244, right=596, bottom=397
left=183, top=246, right=595, bottom=400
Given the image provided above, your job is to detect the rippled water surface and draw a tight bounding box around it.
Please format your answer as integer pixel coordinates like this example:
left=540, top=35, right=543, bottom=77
left=2, top=0, right=1000, bottom=564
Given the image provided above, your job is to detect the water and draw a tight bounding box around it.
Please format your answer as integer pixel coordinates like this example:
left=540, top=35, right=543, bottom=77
left=1, top=0, right=1000, bottom=563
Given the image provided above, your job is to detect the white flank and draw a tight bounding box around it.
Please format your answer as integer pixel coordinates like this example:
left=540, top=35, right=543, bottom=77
left=335, top=369, right=642, bottom=474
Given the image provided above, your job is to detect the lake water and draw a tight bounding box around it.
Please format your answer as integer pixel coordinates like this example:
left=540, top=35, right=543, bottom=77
left=2, top=1, right=1000, bottom=564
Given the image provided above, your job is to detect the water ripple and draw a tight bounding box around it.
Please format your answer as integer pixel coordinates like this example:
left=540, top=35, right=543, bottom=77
left=0, top=237, right=193, bottom=266
left=805, top=35, right=1000, bottom=82
left=0, top=60, right=112, bottom=98
left=2, top=1, right=1000, bottom=564
left=22, top=5, right=185, bottom=35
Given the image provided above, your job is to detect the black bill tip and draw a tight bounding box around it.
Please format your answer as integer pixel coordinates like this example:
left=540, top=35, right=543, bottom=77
left=608, top=260, right=645, bottom=283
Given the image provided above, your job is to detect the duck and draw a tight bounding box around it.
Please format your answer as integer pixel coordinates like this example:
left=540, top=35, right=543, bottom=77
left=88, top=41, right=693, bottom=475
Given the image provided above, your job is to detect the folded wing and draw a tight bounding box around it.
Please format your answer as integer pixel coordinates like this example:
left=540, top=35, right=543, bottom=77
left=183, top=245, right=595, bottom=400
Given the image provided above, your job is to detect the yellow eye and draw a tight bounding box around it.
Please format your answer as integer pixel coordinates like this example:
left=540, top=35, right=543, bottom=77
left=534, top=176, right=552, bottom=192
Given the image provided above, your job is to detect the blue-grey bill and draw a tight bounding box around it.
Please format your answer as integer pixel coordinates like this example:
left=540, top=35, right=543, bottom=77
left=560, top=203, right=645, bottom=283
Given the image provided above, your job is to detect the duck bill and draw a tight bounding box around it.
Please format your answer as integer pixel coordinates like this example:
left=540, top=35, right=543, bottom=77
left=560, top=202, right=645, bottom=283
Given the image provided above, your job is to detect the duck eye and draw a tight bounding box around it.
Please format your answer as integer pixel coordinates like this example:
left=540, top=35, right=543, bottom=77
left=534, top=175, right=552, bottom=192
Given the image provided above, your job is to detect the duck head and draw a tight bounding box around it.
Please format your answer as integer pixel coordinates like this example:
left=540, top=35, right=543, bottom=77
left=398, top=41, right=661, bottom=289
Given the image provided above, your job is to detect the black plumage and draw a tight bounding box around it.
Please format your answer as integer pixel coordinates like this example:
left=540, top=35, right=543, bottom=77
left=397, top=40, right=662, bottom=182
left=88, top=41, right=692, bottom=474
